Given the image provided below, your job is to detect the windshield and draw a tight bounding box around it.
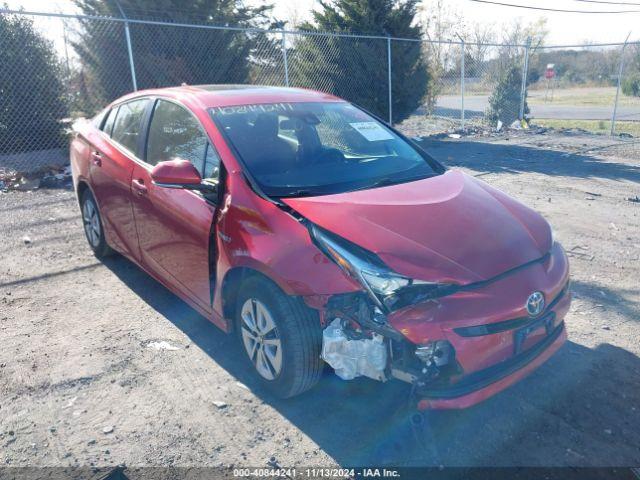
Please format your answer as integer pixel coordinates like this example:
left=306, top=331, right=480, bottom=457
left=210, top=102, right=443, bottom=197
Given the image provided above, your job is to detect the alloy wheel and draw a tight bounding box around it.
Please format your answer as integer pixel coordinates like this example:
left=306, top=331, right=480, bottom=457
left=240, top=298, right=283, bottom=380
left=82, top=198, right=101, bottom=248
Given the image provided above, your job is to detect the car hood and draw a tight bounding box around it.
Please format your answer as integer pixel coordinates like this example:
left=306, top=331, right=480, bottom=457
left=283, top=170, right=552, bottom=284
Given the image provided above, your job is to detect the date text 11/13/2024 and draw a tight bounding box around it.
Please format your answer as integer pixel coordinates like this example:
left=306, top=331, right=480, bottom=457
left=232, top=468, right=401, bottom=478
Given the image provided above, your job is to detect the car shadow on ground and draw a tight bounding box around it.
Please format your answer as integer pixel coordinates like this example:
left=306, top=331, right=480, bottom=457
left=571, top=279, right=640, bottom=325
left=103, top=255, right=640, bottom=467
left=420, top=138, right=640, bottom=182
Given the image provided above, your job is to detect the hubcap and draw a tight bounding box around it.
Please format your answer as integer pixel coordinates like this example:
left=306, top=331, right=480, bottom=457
left=82, top=199, right=101, bottom=248
left=240, top=298, right=282, bottom=380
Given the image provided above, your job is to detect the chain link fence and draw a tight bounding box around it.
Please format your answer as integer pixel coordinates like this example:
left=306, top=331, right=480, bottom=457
left=1, top=7, right=639, bottom=180
left=525, top=42, right=640, bottom=137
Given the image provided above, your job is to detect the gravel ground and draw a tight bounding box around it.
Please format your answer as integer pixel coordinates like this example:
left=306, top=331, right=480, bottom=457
left=1, top=130, right=639, bottom=468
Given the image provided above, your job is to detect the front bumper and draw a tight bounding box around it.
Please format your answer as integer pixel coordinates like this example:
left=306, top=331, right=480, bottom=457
left=387, top=243, right=571, bottom=410
left=416, top=321, right=566, bottom=410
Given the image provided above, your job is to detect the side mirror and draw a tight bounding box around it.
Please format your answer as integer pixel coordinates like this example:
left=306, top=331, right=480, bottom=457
left=151, top=159, right=216, bottom=193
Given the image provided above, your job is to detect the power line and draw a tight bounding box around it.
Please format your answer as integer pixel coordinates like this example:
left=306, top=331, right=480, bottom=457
left=573, top=0, right=640, bottom=5
left=467, top=0, right=640, bottom=12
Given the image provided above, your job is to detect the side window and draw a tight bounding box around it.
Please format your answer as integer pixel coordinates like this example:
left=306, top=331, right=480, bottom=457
left=92, top=108, right=108, bottom=129
left=203, top=143, right=220, bottom=181
left=111, top=99, right=148, bottom=155
left=146, top=99, right=208, bottom=174
left=101, top=107, right=118, bottom=137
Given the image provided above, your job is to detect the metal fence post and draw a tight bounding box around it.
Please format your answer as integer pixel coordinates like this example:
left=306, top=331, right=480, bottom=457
left=61, top=18, right=71, bottom=77
left=281, top=29, right=289, bottom=87
left=387, top=36, right=393, bottom=125
left=519, top=37, right=531, bottom=121
left=460, top=40, right=465, bottom=130
left=611, top=32, right=631, bottom=136
left=114, top=0, right=137, bottom=91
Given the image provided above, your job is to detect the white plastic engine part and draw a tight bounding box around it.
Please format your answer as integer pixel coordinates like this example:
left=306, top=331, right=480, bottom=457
left=321, top=318, right=388, bottom=381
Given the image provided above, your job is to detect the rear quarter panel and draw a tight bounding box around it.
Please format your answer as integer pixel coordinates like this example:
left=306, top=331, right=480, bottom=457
left=69, top=119, right=93, bottom=194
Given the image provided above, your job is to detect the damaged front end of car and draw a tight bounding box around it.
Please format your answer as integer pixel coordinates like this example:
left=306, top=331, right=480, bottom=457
left=320, top=291, right=461, bottom=388
left=308, top=223, right=463, bottom=393
left=306, top=221, right=570, bottom=409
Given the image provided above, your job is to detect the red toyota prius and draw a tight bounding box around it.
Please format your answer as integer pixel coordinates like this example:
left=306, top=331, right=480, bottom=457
left=70, top=85, right=571, bottom=409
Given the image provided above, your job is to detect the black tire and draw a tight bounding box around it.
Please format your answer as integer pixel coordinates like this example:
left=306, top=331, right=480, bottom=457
left=80, top=189, right=114, bottom=259
left=235, top=275, right=324, bottom=398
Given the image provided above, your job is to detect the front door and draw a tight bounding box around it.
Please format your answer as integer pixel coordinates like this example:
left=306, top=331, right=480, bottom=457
left=130, top=99, right=221, bottom=311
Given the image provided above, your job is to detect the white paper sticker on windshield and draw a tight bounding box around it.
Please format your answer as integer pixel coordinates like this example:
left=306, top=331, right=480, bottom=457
left=349, top=122, right=394, bottom=141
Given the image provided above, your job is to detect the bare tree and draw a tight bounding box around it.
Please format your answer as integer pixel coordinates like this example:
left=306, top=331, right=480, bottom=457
left=468, top=22, right=496, bottom=69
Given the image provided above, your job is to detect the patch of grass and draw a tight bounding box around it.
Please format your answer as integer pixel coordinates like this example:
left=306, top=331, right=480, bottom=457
left=531, top=118, right=640, bottom=137
left=528, top=86, right=640, bottom=107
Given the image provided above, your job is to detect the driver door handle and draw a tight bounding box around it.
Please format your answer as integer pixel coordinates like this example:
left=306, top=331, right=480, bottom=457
left=132, top=178, right=148, bottom=196
left=91, top=151, right=102, bottom=167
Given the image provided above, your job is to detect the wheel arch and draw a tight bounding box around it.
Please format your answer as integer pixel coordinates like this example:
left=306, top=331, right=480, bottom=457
left=221, top=266, right=290, bottom=332
left=76, top=179, right=91, bottom=207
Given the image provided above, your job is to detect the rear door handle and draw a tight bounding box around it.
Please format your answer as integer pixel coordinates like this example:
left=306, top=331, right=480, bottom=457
left=91, top=151, right=102, bottom=167
left=132, top=178, right=148, bottom=196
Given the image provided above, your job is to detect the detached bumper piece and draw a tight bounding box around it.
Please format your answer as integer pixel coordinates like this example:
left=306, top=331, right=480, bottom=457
left=419, top=321, right=565, bottom=401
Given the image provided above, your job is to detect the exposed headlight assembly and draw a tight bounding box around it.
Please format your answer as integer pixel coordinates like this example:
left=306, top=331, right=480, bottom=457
left=309, top=224, right=452, bottom=312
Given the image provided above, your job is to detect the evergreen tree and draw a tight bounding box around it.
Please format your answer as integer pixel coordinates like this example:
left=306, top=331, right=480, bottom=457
left=486, top=65, right=529, bottom=126
left=72, top=0, right=274, bottom=112
left=0, top=13, right=68, bottom=154
left=292, top=0, right=429, bottom=123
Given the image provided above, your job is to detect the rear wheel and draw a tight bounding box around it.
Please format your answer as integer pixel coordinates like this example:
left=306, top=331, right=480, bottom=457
left=235, top=276, right=324, bottom=398
left=80, top=189, right=113, bottom=259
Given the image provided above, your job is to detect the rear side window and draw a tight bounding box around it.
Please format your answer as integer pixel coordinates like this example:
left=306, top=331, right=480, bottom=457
left=111, top=99, right=148, bottom=155
left=146, top=99, right=208, bottom=174
left=101, top=107, right=118, bottom=137
left=92, top=108, right=108, bottom=129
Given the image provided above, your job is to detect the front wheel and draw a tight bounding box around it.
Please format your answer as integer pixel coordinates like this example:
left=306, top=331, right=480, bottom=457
left=235, top=276, right=324, bottom=398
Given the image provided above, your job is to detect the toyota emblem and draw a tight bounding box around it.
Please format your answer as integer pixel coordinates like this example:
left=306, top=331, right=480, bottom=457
left=526, top=291, right=545, bottom=317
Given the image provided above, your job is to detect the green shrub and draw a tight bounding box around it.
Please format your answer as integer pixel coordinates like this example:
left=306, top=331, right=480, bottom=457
left=293, top=0, right=429, bottom=124
left=73, top=0, right=272, bottom=112
left=622, top=73, right=640, bottom=97
left=0, top=13, right=68, bottom=154
left=486, top=65, right=528, bottom=127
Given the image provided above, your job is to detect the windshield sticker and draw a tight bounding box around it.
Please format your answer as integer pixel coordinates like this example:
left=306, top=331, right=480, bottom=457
left=349, top=122, right=394, bottom=141
left=213, top=103, right=295, bottom=115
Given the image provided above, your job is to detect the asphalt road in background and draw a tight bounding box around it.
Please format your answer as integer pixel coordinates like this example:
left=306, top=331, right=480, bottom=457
left=436, top=95, right=640, bottom=121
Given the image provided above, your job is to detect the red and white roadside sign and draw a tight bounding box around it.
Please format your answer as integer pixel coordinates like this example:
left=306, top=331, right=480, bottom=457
left=545, top=63, right=555, bottom=79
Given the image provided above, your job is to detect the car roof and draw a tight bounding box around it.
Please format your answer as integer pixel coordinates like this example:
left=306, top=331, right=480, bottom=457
left=115, top=84, right=344, bottom=109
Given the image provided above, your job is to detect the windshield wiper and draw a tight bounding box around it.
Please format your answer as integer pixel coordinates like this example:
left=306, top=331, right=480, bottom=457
left=355, top=177, right=407, bottom=191
left=356, top=174, right=436, bottom=192
left=277, top=189, right=316, bottom=198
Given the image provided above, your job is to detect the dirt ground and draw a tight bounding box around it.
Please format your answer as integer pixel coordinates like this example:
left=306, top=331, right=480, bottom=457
left=1, top=130, right=639, bottom=469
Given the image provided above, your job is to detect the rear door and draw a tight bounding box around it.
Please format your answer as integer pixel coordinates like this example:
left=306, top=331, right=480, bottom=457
left=89, top=98, right=149, bottom=259
left=130, top=98, right=220, bottom=311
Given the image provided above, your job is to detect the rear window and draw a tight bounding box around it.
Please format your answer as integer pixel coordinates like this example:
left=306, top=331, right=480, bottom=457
left=92, top=108, right=108, bottom=129
left=101, top=107, right=118, bottom=137
left=111, top=99, right=148, bottom=155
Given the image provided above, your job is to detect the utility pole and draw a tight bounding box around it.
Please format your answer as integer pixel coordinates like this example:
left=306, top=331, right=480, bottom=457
left=281, top=30, right=289, bottom=87
left=114, top=0, right=138, bottom=91
left=387, top=36, right=393, bottom=125
left=519, top=37, right=531, bottom=122
left=456, top=34, right=465, bottom=130
left=611, top=31, right=632, bottom=136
